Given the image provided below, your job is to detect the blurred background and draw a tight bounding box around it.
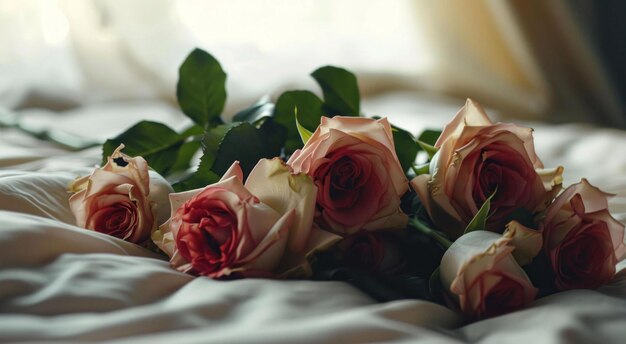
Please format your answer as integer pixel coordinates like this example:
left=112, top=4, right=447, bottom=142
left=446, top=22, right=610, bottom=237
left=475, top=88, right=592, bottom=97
left=1, top=0, right=625, bottom=128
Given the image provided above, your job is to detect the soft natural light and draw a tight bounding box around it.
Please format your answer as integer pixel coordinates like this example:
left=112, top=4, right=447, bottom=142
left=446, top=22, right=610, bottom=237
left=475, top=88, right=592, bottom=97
left=40, top=0, right=70, bottom=46
left=175, top=0, right=432, bottom=74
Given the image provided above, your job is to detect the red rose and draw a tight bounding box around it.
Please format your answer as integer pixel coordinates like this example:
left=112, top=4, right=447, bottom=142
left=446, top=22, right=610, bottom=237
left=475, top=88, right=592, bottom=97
left=542, top=179, right=625, bottom=290
left=152, top=159, right=340, bottom=278
left=412, top=99, right=562, bottom=239
left=288, top=116, right=408, bottom=235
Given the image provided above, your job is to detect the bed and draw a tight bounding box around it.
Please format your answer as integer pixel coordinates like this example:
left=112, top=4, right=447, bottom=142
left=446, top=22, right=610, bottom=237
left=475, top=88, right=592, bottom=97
left=1, top=97, right=625, bottom=343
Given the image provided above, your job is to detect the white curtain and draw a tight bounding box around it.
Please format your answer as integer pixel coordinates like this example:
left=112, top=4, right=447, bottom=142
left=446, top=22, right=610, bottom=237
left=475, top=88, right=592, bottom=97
left=0, top=0, right=621, bottom=125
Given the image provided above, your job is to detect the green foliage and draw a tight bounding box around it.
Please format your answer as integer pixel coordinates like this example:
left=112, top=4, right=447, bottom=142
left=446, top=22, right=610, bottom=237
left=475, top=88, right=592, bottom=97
left=169, top=139, right=202, bottom=173
left=102, top=48, right=432, bottom=198
left=173, top=119, right=286, bottom=191
left=411, top=163, right=430, bottom=176
left=208, top=121, right=284, bottom=176
left=171, top=156, right=220, bottom=192
left=256, top=117, right=288, bottom=158
left=464, top=190, right=497, bottom=234
left=311, top=66, right=360, bottom=116
left=295, top=110, right=314, bottom=144
left=97, top=47, right=461, bottom=304
left=102, top=121, right=186, bottom=175
left=176, top=48, right=227, bottom=128
left=392, top=126, right=419, bottom=173
left=414, top=129, right=442, bottom=164
left=418, top=129, right=442, bottom=146
left=273, top=90, right=324, bottom=153
left=232, top=96, right=274, bottom=123
left=416, top=139, right=438, bottom=160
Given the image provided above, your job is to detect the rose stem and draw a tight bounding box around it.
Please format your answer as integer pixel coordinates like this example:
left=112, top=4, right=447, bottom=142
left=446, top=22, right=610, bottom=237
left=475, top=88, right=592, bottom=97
left=409, top=218, right=452, bottom=249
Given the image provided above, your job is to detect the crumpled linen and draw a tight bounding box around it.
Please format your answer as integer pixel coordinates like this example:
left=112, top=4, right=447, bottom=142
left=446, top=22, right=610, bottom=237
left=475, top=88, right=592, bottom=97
left=1, top=100, right=626, bottom=343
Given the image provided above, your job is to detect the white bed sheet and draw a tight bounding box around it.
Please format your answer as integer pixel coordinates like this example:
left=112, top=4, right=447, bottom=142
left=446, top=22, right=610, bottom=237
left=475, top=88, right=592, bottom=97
left=1, top=100, right=625, bottom=343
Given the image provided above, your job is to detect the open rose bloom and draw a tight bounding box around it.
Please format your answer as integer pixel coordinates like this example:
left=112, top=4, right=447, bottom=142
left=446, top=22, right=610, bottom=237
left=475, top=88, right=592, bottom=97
left=152, top=158, right=340, bottom=279
left=288, top=116, right=408, bottom=235
left=412, top=99, right=563, bottom=239
left=69, top=145, right=171, bottom=244
left=440, top=230, right=538, bottom=319
left=542, top=179, right=625, bottom=290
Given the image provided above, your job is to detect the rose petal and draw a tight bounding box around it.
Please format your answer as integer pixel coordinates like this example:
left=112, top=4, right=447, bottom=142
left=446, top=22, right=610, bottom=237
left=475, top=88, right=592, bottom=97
left=239, top=209, right=293, bottom=271
left=287, top=116, right=408, bottom=233
left=503, top=221, right=543, bottom=266
left=536, top=166, right=564, bottom=203
left=103, top=144, right=150, bottom=196
left=440, top=230, right=537, bottom=318
left=220, top=161, right=244, bottom=183
left=245, top=158, right=318, bottom=252
left=435, top=98, right=493, bottom=148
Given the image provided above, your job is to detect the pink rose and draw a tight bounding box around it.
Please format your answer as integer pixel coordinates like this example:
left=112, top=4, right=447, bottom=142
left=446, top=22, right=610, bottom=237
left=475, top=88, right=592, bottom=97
left=69, top=145, right=169, bottom=244
left=542, top=179, right=625, bottom=290
left=440, top=230, right=537, bottom=319
left=152, top=158, right=340, bottom=278
left=339, top=232, right=405, bottom=275
left=412, top=99, right=562, bottom=239
left=287, top=116, right=409, bottom=234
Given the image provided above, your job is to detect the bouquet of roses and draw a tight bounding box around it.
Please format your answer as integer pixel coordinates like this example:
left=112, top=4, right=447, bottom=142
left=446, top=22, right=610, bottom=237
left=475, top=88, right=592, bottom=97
left=68, top=49, right=625, bottom=321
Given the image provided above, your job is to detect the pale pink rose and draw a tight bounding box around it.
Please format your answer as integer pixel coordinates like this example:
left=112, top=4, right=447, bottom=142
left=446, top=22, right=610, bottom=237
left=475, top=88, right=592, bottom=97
left=412, top=99, right=562, bottom=239
left=287, top=116, right=409, bottom=235
left=440, top=230, right=537, bottom=319
left=542, top=179, right=625, bottom=290
left=152, top=158, right=340, bottom=279
left=69, top=145, right=168, bottom=244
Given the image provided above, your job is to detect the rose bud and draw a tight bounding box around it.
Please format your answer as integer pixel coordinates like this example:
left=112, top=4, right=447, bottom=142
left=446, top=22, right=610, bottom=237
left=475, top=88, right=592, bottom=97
left=412, top=99, right=562, bottom=239
left=503, top=220, right=543, bottom=266
left=69, top=144, right=172, bottom=244
left=542, top=179, right=625, bottom=290
left=440, top=230, right=537, bottom=319
left=288, top=116, right=409, bottom=235
left=339, top=232, right=405, bottom=275
left=152, top=158, right=340, bottom=279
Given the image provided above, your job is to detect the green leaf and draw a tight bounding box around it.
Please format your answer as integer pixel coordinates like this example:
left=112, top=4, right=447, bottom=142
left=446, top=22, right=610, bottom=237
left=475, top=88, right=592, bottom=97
left=416, top=139, right=438, bottom=160
left=169, top=139, right=202, bottom=174
left=201, top=122, right=282, bottom=178
left=256, top=117, right=287, bottom=157
left=464, top=190, right=497, bottom=234
left=391, top=126, right=419, bottom=173
left=171, top=156, right=220, bottom=192
left=418, top=129, right=442, bottom=146
left=176, top=48, right=227, bottom=128
left=180, top=124, right=205, bottom=137
left=201, top=123, right=237, bottom=173
left=295, top=109, right=313, bottom=144
left=311, top=66, right=360, bottom=116
left=411, top=163, right=430, bottom=176
left=102, top=121, right=183, bottom=175
left=232, top=96, right=274, bottom=123
left=168, top=125, right=205, bottom=174
left=172, top=173, right=216, bottom=192
left=209, top=122, right=269, bottom=176
left=273, top=90, right=324, bottom=153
